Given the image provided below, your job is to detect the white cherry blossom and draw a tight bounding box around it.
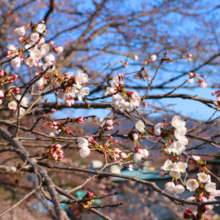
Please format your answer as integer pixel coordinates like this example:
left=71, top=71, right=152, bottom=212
left=172, top=115, right=186, bottom=128
left=170, top=170, right=181, bottom=179
left=151, top=55, right=157, bottom=61
left=154, top=123, right=162, bottom=135
left=133, top=153, right=142, bottom=162
left=77, top=137, right=88, bottom=148
left=14, top=26, right=25, bottom=36
left=45, top=53, right=55, bottom=63
left=11, top=57, right=21, bottom=69
left=175, top=185, right=185, bottom=194
left=174, top=126, right=187, bottom=141
left=163, top=160, right=176, bottom=171
left=78, top=87, right=89, bottom=101
left=8, top=101, right=17, bottom=110
left=205, top=182, right=216, bottom=193
left=26, top=57, right=36, bottom=67
left=177, top=161, right=187, bottom=173
left=41, top=44, right=50, bottom=55
left=30, top=49, right=42, bottom=60
left=135, top=120, right=145, bottom=132
left=197, top=172, right=209, bottom=183
left=79, top=146, right=90, bottom=158
left=130, top=96, right=141, bottom=108
left=186, top=179, right=199, bottom=191
left=169, top=141, right=186, bottom=155
left=36, top=23, right=46, bottom=33
left=30, top=33, right=39, bottom=42
left=75, top=69, right=88, bottom=85
left=165, top=182, right=175, bottom=192
left=142, top=149, right=149, bottom=158
left=132, top=133, right=138, bottom=140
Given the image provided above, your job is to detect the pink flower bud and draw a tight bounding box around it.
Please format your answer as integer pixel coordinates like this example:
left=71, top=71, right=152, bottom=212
left=108, top=136, right=113, bottom=141
left=211, top=90, right=220, bottom=96
left=188, top=72, right=194, bottom=77
left=0, top=69, right=4, bottom=76
left=199, top=80, right=207, bottom=89
left=76, top=117, right=84, bottom=124
left=200, top=75, right=207, bottom=79
left=143, top=102, right=148, bottom=108
left=65, top=129, right=70, bottom=134
left=53, top=46, right=63, bottom=55
left=88, top=137, right=95, bottom=143
left=48, top=41, right=54, bottom=45
left=113, top=139, right=118, bottom=144
left=54, top=144, right=62, bottom=150
left=12, top=87, right=20, bottom=94
left=105, top=126, right=113, bottom=131
left=105, top=119, right=113, bottom=126
left=18, top=37, right=25, bottom=43
left=86, top=191, right=94, bottom=198
left=130, top=91, right=138, bottom=100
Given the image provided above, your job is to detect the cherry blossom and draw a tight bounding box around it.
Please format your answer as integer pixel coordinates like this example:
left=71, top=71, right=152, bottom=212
left=151, top=54, right=157, bottom=61
left=75, top=69, right=89, bottom=85
left=8, top=101, right=17, bottom=110
left=79, top=146, right=90, bottom=158
left=133, top=153, right=142, bottom=162
left=175, top=185, right=185, bottom=194
left=36, top=23, right=46, bottom=33
left=30, top=33, right=39, bottom=42
left=78, top=87, right=90, bottom=101
left=14, top=26, right=25, bottom=36
left=186, top=179, right=199, bottom=191
left=135, top=120, right=145, bottom=132
left=205, top=182, right=216, bottom=193
left=197, top=172, right=209, bottom=183
left=11, top=57, right=21, bottom=69
left=154, top=123, right=162, bottom=135
left=41, top=44, right=50, bottom=55
left=165, top=182, right=175, bottom=192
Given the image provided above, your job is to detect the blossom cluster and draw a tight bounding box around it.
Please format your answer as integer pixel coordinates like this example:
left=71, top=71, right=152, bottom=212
left=77, top=136, right=128, bottom=160
left=188, top=72, right=207, bottom=88
left=104, top=74, right=141, bottom=111
left=42, top=144, right=64, bottom=161
left=99, top=118, right=114, bottom=131
left=7, top=23, right=90, bottom=112
left=154, top=115, right=188, bottom=155
left=184, top=172, right=219, bottom=219
left=0, top=69, right=19, bottom=105
left=57, top=69, right=90, bottom=106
